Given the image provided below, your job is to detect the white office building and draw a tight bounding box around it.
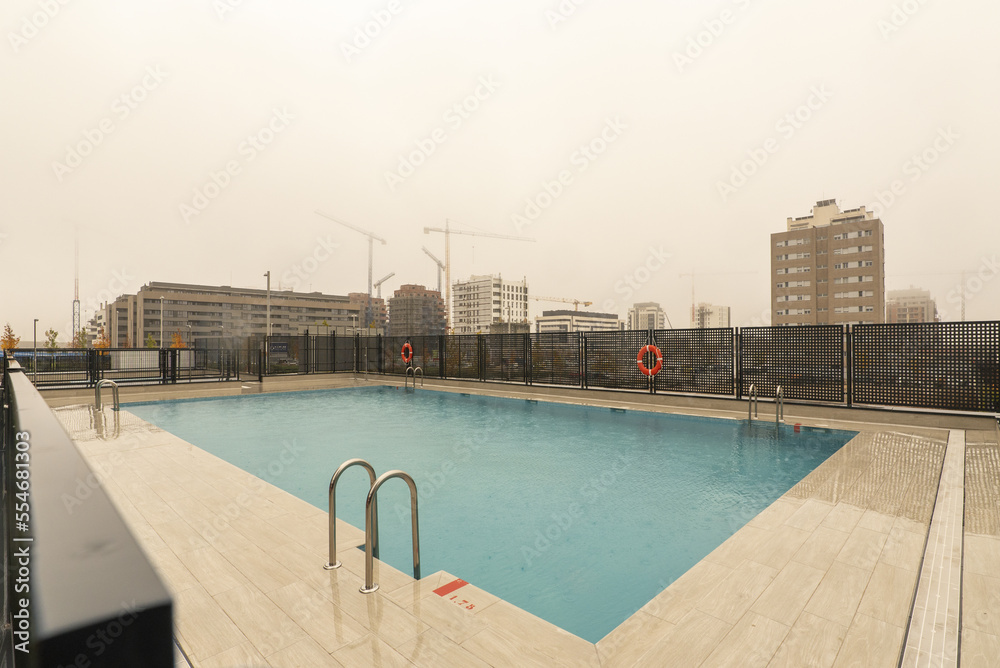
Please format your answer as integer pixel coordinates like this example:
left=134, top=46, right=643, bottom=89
left=452, top=275, right=529, bottom=334
left=628, top=302, right=667, bottom=330
left=693, top=303, right=730, bottom=328
left=535, top=310, right=623, bottom=333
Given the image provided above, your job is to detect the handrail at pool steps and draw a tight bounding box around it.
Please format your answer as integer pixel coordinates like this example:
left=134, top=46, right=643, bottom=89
left=776, top=385, right=784, bottom=423
left=325, top=458, right=379, bottom=569
left=361, top=470, right=420, bottom=594
left=748, top=383, right=758, bottom=421
left=95, top=378, right=121, bottom=411
left=405, top=366, right=423, bottom=389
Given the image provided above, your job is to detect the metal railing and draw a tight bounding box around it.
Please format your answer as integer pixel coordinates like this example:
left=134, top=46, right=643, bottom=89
left=95, top=378, right=120, bottom=411
left=405, top=366, right=423, bottom=389
left=776, top=385, right=784, bottom=423
left=325, top=459, right=378, bottom=570
left=361, top=470, right=420, bottom=594
left=748, top=383, right=758, bottom=420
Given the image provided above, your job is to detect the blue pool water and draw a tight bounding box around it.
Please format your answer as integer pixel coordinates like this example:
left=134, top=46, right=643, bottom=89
left=128, top=387, right=856, bottom=642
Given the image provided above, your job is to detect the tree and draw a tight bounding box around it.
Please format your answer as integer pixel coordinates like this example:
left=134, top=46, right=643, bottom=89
left=44, top=328, right=59, bottom=348
left=170, top=331, right=187, bottom=348
left=95, top=327, right=110, bottom=349
left=1, top=324, right=19, bottom=351
left=123, top=335, right=132, bottom=349
left=145, top=333, right=158, bottom=348
left=71, top=330, right=88, bottom=348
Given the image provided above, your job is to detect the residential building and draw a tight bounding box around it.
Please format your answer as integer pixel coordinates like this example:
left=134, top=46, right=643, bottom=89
left=694, top=303, right=730, bottom=328
left=489, top=322, right=530, bottom=334
left=535, top=310, right=623, bottom=333
left=348, top=292, right=387, bottom=333
left=886, top=287, right=939, bottom=323
left=387, top=284, right=446, bottom=336
left=452, top=275, right=528, bottom=335
left=99, top=281, right=361, bottom=348
left=628, top=302, right=667, bottom=330
left=771, top=199, right=886, bottom=326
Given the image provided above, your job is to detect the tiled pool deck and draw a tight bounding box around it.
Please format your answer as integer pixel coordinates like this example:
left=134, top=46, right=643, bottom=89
left=46, top=376, right=1000, bottom=667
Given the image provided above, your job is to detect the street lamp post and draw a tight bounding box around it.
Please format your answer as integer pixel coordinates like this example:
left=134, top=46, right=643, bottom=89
left=160, top=296, right=164, bottom=348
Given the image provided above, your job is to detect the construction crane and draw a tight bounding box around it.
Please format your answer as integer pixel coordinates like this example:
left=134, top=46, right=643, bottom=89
left=530, top=296, right=593, bottom=311
left=72, top=238, right=80, bottom=341
left=315, top=210, right=387, bottom=328
left=679, top=270, right=756, bottom=327
left=423, top=219, right=534, bottom=332
left=373, top=272, right=395, bottom=299
left=421, top=246, right=445, bottom=293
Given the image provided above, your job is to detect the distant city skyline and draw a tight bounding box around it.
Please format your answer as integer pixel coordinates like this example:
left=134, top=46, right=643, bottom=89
left=3, top=1, right=998, bottom=338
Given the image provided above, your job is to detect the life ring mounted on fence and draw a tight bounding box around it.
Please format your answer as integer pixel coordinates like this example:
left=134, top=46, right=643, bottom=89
left=401, top=342, right=413, bottom=364
left=637, top=344, right=662, bottom=377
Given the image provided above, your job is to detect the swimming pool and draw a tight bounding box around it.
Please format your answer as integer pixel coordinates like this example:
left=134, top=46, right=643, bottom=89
left=128, top=387, right=856, bottom=642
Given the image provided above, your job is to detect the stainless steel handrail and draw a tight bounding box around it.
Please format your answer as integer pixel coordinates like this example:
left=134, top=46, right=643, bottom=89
left=325, top=459, right=379, bottom=570
left=748, top=383, right=757, bottom=420
left=361, top=470, right=420, bottom=594
left=776, top=385, right=784, bottom=423
left=95, top=379, right=120, bottom=411
left=405, top=366, right=424, bottom=389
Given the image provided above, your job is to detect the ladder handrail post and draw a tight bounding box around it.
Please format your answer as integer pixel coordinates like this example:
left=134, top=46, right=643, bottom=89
left=748, top=383, right=757, bottom=420
left=361, top=470, right=420, bottom=593
left=95, top=379, right=120, bottom=412
left=325, top=458, right=378, bottom=570
left=776, top=385, right=784, bottom=423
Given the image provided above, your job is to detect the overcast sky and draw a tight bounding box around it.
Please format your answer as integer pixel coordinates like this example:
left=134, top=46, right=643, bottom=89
left=2, top=0, right=998, bottom=341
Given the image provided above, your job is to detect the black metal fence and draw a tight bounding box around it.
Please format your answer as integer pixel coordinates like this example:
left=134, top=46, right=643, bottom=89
left=8, top=321, right=999, bottom=413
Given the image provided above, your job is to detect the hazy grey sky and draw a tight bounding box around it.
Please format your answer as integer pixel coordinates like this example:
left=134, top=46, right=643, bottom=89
left=2, top=0, right=998, bottom=340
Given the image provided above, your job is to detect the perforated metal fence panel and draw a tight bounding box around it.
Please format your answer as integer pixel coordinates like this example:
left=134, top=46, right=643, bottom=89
left=444, top=335, right=480, bottom=379
left=652, top=328, right=733, bottom=395
left=585, top=330, right=650, bottom=391
left=740, top=326, right=844, bottom=402
left=334, top=335, right=355, bottom=371
left=853, top=321, right=1000, bottom=412
left=358, top=336, right=380, bottom=373
left=529, top=333, right=581, bottom=386
left=483, top=334, right=527, bottom=383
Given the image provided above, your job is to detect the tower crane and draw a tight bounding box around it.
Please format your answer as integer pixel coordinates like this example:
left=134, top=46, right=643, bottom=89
left=421, top=246, right=445, bottom=293
left=679, top=270, right=756, bottom=327
left=530, top=296, right=593, bottom=311
left=423, top=219, right=534, bottom=332
left=373, top=272, right=395, bottom=299
left=315, top=210, right=387, bottom=328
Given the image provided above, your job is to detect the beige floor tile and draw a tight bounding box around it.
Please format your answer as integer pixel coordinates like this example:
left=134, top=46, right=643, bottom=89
left=334, top=585, right=430, bottom=649
left=960, top=628, right=1000, bottom=668
left=214, top=584, right=308, bottom=656
left=147, top=547, right=200, bottom=596
left=697, top=560, right=778, bottom=625
left=332, top=634, right=412, bottom=668
left=835, top=526, right=887, bottom=571
left=749, top=498, right=805, bottom=530
left=460, top=628, right=553, bottom=668
left=266, top=637, right=344, bottom=668
left=820, top=504, right=865, bottom=534
left=384, top=571, right=448, bottom=610
left=784, top=499, right=835, bottom=532
left=198, top=641, right=270, bottom=668
left=832, top=613, right=904, bottom=668
left=596, top=610, right=675, bottom=667
left=751, top=560, right=826, bottom=627
left=396, top=628, right=490, bottom=668
left=751, top=526, right=812, bottom=571
left=173, top=584, right=248, bottom=662
left=856, top=509, right=895, bottom=534
left=792, top=526, right=851, bottom=571
left=640, top=558, right=733, bottom=624
left=963, top=571, right=1000, bottom=637
left=964, top=534, right=1000, bottom=578
left=879, top=523, right=926, bottom=571
left=337, top=543, right=420, bottom=595
left=701, top=612, right=789, bottom=668
left=804, top=561, right=871, bottom=628
left=267, top=580, right=369, bottom=653
left=634, top=609, right=732, bottom=667
left=858, top=561, right=918, bottom=629
left=705, top=525, right=772, bottom=569
left=472, top=600, right=598, bottom=667
left=220, top=542, right=300, bottom=593
left=766, top=611, right=846, bottom=668
left=175, top=547, right=249, bottom=596
left=407, top=592, right=489, bottom=644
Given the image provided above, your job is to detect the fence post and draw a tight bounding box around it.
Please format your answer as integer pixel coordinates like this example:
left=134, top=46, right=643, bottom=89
left=478, top=334, right=485, bottom=382
left=735, top=327, right=742, bottom=399
left=648, top=329, right=655, bottom=394
left=170, top=349, right=178, bottom=384
left=846, top=324, right=853, bottom=407
left=304, top=335, right=310, bottom=375
left=378, top=334, right=384, bottom=375
left=580, top=332, right=587, bottom=389
left=525, top=332, right=531, bottom=385
left=440, top=335, right=446, bottom=378
left=87, top=349, right=97, bottom=387
left=257, top=349, right=263, bottom=383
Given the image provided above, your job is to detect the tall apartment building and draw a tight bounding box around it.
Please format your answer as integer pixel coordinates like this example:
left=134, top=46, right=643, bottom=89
left=694, top=303, right=730, bottom=328
left=347, top=292, right=387, bottom=333
left=452, top=275, right=528, bottom=335
left=771, top=199, right=886, bottom=326
left=99, top=281, right=360, bottom=347
left=387, top=284, right=446, bottom=336
left=535, top=310, right=623, bottom=333
left=886, top=287, right=939, bottom=323
left=627, top=302, right=667, bottom=330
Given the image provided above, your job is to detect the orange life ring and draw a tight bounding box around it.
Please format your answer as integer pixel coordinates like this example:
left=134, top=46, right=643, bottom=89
left=637, top=344, right=662, bottom=377
left=401, top=342, right=413, bottom=364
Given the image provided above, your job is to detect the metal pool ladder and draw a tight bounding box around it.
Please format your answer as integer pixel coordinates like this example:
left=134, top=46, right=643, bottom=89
left=405, top=366, right=423, bottom=389
left=775, top=385, right=784, bottom=424
left=747, top=383, right=757, bottom=420
left=95, top=379, right=120, bottom=411
left=325, top=459, right=379, bottom=570
left=361, top=470, right=420, bottom=594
